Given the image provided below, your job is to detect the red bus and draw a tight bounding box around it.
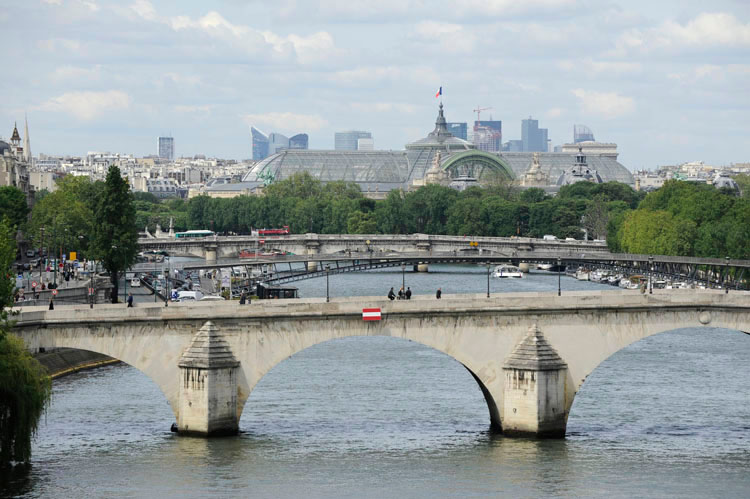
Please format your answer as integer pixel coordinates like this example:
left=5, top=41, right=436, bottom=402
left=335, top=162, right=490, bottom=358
left=254, top=226, right=290, bottom=236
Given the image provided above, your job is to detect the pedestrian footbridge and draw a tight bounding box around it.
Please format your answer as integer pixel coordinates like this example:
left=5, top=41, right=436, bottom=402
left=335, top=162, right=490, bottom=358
left=11, top=290, right=750, bottom=438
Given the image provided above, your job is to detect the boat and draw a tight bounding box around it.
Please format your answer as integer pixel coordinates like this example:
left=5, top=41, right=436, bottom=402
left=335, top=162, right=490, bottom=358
left=537, top=263, right=554, bottom=271
left=493, top=265, right=523, bottom=278
left=575, top=268, right=590, bottom=281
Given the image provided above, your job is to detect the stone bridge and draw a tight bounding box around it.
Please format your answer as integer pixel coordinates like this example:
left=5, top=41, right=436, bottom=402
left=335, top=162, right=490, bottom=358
left=11, top=290, right=750, bottom=438
left=138, top=234, right=610, bottom=261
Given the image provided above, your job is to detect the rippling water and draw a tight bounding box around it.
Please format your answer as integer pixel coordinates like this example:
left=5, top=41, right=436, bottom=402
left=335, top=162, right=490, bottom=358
left=4, top=266, right=750, bottom=498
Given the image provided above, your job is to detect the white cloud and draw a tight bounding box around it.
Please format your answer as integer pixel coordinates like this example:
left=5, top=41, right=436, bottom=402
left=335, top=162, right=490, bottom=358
left=129, top=0, right=156, bottom=21
left=78, top=0, right=99, bottom=11
left=614, top=12, right=750, bottom=54
left=37, top=38, right=81, bottom=52
left=241, top=112, right=328, bottom=132
left=545, top=107, right=563, bottom=119
left=558, top=59, right=642, bottom=74
left=175, top=105, right=213, bottom=114
left=42, top=0, right=63, bottom=5
left=414, top=21, right=475, bottom=53
left=571, top=89, right=635, bottom=119
left=35, top=90, right=131, bottom=120
left=51, top=65, right=102, bottom=82
left=350, top=102, right=418, bottom=114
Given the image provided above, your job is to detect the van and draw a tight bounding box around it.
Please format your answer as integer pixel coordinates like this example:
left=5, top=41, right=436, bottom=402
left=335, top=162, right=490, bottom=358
left=174, top=290, right=204, bottom=302
left=542, top=235, right=558, bottom=241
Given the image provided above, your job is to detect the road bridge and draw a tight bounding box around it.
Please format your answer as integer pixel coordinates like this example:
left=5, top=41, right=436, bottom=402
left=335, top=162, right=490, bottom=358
left=12, top=290, right=750, bottom=438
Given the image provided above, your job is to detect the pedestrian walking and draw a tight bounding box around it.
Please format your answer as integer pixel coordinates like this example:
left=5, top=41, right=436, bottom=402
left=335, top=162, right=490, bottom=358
left=240, top=291, right=247, bottom=305
left=436, top=287, right=442, bottom=299
left=127, top=292, right=134, bottom=307
left=388, top=287, right=396, bottom=300
left=405, top=287, right=412, bottom=300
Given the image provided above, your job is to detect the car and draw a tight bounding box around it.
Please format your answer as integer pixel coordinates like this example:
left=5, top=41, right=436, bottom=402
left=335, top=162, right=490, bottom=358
left=22, top=262, right=30, bottom=271
left=30, top=258, right=39, bottom=268
left=26, top=250, right=35, bottom=258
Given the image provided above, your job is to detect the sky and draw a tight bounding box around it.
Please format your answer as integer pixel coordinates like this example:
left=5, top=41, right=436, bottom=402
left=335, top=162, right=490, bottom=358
left=1, top=0, right=749, bottom=170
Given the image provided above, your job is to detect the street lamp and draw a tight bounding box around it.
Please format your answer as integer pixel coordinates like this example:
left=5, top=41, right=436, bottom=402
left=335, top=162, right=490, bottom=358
left=486, top=262, right=491, bottom=298
left=401, top=262, right=406, bottom=291
left=648, top=256, right=654, bottom=294
left=325, top=264, right=331, bottom=303
left=557, top=257, right=562, bottom=296
left=725, top=256, right=730, bottom=294
left=40, top=226, right=46, bottom=285
left=165, top=256, right=170, bottom=307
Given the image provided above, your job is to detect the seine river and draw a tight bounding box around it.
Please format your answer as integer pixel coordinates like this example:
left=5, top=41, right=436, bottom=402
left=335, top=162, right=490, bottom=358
left=4, top=266, right=750, bottom=498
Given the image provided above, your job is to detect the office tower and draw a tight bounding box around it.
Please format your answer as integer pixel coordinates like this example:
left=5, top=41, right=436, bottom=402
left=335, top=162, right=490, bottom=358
left=521, top=118, right=548, bottom=152
left=357, top=138, right=374, bottom=151
left=335, top=131, right=372, bottom=151
left=573, top=124, right=595, bottom=143
left=446, top=122, right=468, bottom=140
left=158, top=136, right=174, bottom=160
left=268, top=133, right=289, bottom=155
left=473, top=120, right=502, bottom=152
left=251, top=127, right=269, bottom=160
left=289, top=133, right=309, bottom=150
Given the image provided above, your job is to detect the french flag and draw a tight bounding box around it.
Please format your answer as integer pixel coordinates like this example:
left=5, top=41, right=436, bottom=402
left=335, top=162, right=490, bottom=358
left=435, top=86, right=442, bottom=98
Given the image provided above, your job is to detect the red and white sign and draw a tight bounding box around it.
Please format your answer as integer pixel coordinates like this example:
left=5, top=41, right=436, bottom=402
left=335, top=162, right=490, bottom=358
left=31, top=281, right=37, bottom=288
left=51, top=289, right=58, bottom=296
left=88, top=287, right=94, bottom=295
left=362, top=308, right=381, bottom=321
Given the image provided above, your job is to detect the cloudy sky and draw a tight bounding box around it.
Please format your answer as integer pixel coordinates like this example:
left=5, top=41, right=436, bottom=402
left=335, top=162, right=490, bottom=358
left=1, top=0, right=749, bottom=169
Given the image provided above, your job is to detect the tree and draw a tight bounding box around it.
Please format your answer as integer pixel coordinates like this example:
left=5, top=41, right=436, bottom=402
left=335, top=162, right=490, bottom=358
left=0, top=218, right=51, bottom=467
left=90, top=166, right=139, bottom=303
left=0, top=186, right=28, bottom=230
left=346, top=210, right=377, bottom=234
left=582, top=195, right=609, bottom=240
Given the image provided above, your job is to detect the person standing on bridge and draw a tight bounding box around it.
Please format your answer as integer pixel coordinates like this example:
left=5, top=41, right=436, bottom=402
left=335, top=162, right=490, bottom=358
left=240, top=291, right=246, bottom=305
left=436, top=288, right=442, bottom=299
left=405, top=287, right=412, bottom=300
left=48, top=297, right=54, bottom=310
left=127, top=292, right=133, bottom=308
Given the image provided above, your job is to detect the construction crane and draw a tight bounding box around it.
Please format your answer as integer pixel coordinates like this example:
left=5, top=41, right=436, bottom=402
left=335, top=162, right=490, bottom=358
left=473, top=106, right=493, bottom=123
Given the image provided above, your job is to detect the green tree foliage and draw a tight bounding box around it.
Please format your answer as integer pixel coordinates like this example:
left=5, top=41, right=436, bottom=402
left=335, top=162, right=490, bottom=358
left=346, top=211, right=377, bottom=234
left=0, top=187, right=28, bottom=231
left=90, top=166, right=139, bottom=303
left=0, top=218, right=51, bottom=467
left=27, top=176, right=100, bottom=259
left=733, top=174, right=750, bottom=199
left=615, top=180, right=750, bottom=258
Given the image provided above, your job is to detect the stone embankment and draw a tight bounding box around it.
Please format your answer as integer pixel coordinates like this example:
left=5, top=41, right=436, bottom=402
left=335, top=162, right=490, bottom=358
left=35, top=348, right=119, bottom=379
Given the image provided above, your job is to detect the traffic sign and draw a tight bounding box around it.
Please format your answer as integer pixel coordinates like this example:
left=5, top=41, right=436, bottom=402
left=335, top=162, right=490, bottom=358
left=32, top=281, right=38, bottom=288
left=51, top=289, right=58, bottom=296
left=89, top=287, right=94, bottom=295
left=362, top=308, right=381, bottom=321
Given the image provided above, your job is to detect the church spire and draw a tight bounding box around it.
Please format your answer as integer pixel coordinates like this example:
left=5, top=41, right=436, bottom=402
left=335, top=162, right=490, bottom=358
left=10, top=122, right=21, bottom=146
left=23, top=114, right=31, bottom=164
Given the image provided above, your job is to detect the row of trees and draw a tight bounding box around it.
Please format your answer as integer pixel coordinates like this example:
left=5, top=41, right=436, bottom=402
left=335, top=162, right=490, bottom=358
left=130, top=172, right=644, bottom=240
left=608, top=180, right=750, bottom=259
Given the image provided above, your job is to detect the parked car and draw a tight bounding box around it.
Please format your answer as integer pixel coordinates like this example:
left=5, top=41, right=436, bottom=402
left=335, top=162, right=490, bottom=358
left=26, top=249, right=35, bottom=258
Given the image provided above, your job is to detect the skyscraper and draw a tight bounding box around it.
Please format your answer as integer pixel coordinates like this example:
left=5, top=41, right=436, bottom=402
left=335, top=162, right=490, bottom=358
left=251, top=127, right=269, bottom=161
left=521, top=118, right=548, bottom=152
left=446, top=122, right=468, bottom=140
left=157, top=136, right=174, bottom=160
left=289, top=133, right=309, bottom=149
left=335, top=131, right=372, bottom=151
left=573, top=124, right=595, bottom=143
left=473, top=120, right=502, bottom=152
left=268, top=133, right=289, bottom=155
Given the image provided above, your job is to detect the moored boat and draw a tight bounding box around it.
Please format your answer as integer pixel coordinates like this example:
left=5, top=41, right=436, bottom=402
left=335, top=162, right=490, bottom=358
left=493, top=265, right=523, bottom=278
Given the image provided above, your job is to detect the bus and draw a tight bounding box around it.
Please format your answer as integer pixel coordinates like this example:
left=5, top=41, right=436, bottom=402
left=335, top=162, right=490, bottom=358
left=253, top=226, right=290, bottom=236
left=175, top=230, right=215, bottom=239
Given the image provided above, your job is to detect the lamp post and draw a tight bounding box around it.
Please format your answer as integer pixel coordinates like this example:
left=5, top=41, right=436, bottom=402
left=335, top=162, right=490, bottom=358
left=725, top=256, right=730, bottom=294
left=557, top=257, right=562, bottom=296
left=40, top=226, right=45, bottom=285
left=154, top=256, right=158, bottom=303
left=90, top=259, right=95, bottom=309
left=486, top=262, right=491, bottom=298
left=401, top=262, right=406, bottom=291
left=648, top=256, right=654, bottom=294
left=325, top=264, right=330, bottom=303
left=165, top=256, right=170, bottom=307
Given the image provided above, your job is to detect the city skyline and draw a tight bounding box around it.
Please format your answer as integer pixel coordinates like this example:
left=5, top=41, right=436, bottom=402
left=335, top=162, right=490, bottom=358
left=1, top=0, right=749, bottom=169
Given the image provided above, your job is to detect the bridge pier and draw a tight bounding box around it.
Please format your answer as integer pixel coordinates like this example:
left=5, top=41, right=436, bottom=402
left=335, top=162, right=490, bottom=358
left=177, top=321, right=240, bottom=436
left=205, top=244, right=218, bottom=262
left=501, top=324, right=569, bottom=438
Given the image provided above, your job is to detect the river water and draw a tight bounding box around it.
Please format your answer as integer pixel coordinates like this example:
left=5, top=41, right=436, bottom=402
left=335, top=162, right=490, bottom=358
left=4, top=266, right=750, bottom=498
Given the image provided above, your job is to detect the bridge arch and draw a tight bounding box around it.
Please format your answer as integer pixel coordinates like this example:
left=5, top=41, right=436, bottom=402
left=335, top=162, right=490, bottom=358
left=230, top=326, right=503, bottom=430
left=566, top=325, right=750, bottom=431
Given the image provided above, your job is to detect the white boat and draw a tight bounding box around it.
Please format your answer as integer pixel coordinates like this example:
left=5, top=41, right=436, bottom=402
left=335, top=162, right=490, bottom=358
left=575, top=268, right=590, bottom=281
left=537, top=263, right=554, bottom=271
left=493, top=265, right=523, bottom=278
